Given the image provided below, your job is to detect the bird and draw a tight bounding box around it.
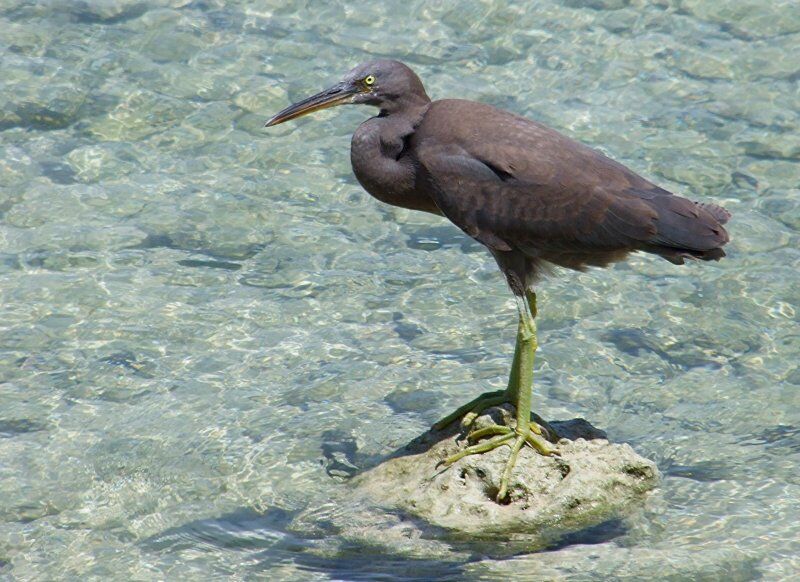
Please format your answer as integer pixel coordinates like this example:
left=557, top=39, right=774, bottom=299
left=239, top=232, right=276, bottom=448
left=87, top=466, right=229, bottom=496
left=265, top=60, right=730, bottom=503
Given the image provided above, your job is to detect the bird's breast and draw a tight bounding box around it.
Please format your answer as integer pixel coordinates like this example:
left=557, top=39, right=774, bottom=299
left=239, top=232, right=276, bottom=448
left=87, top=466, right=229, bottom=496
left=350, top=119, right=440, bottom=214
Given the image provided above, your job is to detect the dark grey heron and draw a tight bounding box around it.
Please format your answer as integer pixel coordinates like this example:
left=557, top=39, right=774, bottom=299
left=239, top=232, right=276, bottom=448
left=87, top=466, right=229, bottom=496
left=265, top=60, right=730, bottom=502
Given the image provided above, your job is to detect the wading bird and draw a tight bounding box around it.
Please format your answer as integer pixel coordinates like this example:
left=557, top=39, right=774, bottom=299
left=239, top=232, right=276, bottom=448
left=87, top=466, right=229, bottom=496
left=265, top=60, right=730, bottom=502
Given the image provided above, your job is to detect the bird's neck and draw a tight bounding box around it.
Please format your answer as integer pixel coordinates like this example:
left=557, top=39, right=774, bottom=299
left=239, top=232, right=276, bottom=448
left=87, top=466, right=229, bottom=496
left=351, top=101, right=439, bottom=214
left=379, top=91, right=431, bottom=119
left=380, top=99, right=429, bottom=136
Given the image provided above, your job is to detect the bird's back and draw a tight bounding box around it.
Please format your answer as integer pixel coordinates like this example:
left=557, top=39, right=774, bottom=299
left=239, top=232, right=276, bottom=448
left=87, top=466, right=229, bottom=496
left=416, top=99, right=651, bottom=192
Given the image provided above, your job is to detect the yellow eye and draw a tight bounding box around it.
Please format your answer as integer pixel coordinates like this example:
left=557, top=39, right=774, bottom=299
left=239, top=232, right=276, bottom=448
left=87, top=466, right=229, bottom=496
left=364, top=75, right=375, bottom=86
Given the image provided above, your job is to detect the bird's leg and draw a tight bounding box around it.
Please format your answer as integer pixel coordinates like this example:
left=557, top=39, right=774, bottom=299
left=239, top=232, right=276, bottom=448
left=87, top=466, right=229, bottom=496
left=438, top=291, right=557, bottom=503
left=431, top=305, right=527, bottom=431
left=433, top=291, right=551, bottom=437
left=506, top=291, right=553, bottom=442
left=493, top=293, right=555, bottom=500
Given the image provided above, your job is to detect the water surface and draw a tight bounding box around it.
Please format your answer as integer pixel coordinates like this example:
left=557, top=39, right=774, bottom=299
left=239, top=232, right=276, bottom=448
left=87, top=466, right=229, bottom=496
left=1, top=0, right=799, bottom=579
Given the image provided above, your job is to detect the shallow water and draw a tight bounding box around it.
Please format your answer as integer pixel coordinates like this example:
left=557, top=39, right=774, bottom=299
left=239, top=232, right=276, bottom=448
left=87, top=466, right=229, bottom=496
left=1, top=0, right=799, bottom=579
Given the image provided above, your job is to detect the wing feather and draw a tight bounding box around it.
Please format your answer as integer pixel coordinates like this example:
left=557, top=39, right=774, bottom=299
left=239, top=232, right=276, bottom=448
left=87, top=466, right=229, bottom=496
left=412, top=100, right=729, bottom=267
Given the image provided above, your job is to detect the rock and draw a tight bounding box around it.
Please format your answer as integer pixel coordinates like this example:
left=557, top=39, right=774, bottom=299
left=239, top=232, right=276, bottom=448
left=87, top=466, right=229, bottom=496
left=351, top=405, right=658, bottom=536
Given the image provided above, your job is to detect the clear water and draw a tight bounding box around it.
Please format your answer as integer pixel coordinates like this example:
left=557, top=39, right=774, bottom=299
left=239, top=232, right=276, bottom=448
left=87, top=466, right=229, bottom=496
left=1, top=0, right=798, bottom=580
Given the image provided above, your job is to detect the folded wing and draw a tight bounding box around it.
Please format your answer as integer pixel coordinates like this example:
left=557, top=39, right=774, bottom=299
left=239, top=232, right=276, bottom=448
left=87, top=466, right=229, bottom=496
left=414, top=101, right=729, bottom=270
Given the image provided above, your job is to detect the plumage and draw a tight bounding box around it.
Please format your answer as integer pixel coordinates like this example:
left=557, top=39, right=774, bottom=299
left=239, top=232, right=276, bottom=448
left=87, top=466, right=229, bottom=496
left=337, top=63, right=730, bottom=293
left=267, top=58, right=730, bottom=289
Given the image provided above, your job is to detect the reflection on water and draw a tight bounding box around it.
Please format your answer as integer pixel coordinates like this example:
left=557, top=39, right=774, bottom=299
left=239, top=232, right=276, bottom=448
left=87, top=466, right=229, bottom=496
left=1, top=0, right=799, bottom=579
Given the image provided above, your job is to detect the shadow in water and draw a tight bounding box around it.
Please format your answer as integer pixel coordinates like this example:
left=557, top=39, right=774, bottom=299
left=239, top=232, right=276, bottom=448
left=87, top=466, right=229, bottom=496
left=142, top=507, right=468, bottom=581
left=401, top=224, right=485, bottom=254
left=663, top=459, right=734, bottom=482
left=0, top=418, right=48, bottom=438
left=142, top=506, right=630, bottom=581
left=126, top=233, right=265, bottom=262
left=542, top=518, right=627, bottom=552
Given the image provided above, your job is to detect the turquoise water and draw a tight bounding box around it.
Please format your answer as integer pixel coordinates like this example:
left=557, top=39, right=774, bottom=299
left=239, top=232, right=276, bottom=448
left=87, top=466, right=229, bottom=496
left=1, top=0, right=799, bottom=579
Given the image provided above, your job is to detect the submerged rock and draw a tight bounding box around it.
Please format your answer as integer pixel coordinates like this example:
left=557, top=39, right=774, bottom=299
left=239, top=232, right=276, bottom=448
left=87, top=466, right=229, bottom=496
left=351, top=406, right=658, bottom=536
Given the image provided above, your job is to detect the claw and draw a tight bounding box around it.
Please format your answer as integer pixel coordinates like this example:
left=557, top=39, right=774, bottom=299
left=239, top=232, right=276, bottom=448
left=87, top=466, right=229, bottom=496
left=433, top=390, right=505, bottom=431
left=467, top=424, right=512, bottom=443
left=497, top=435, right=526, bottom=502
left=439, top=420, right=559, bottom=501
left=525, top=432, right=556, bottom=456
left=440, top=432, right=515, bottom=467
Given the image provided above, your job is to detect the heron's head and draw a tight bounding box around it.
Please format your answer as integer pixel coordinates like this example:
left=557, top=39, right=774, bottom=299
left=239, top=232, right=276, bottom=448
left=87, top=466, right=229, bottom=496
left=265, top=60, right=430, bottom=127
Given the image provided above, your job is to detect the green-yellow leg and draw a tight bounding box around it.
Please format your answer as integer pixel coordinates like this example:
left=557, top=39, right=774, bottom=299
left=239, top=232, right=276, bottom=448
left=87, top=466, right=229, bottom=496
left=431, top=390, right=506, bottom=431
left=433, top=291, right=532, bottom=431
left=437, top=291, right=556, bottom=502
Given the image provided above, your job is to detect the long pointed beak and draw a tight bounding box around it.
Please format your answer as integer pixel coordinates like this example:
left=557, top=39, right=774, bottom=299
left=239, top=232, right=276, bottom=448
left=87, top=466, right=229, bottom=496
left=265, top=81, right=358, bottom=127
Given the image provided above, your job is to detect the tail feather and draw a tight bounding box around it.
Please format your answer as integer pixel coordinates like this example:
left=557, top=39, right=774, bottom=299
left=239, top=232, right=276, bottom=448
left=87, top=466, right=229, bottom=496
left=634, top=189, right=730, bottom=263
left=697, top=202, right=731, bottom=225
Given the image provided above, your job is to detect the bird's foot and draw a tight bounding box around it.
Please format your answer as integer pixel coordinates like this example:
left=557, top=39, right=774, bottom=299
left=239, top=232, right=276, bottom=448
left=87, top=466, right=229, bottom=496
left=432, top=390, right=558, bottom=442
left=438, top=422, right=557, bottom=502
left=432, top=390, right=507, bottom=431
